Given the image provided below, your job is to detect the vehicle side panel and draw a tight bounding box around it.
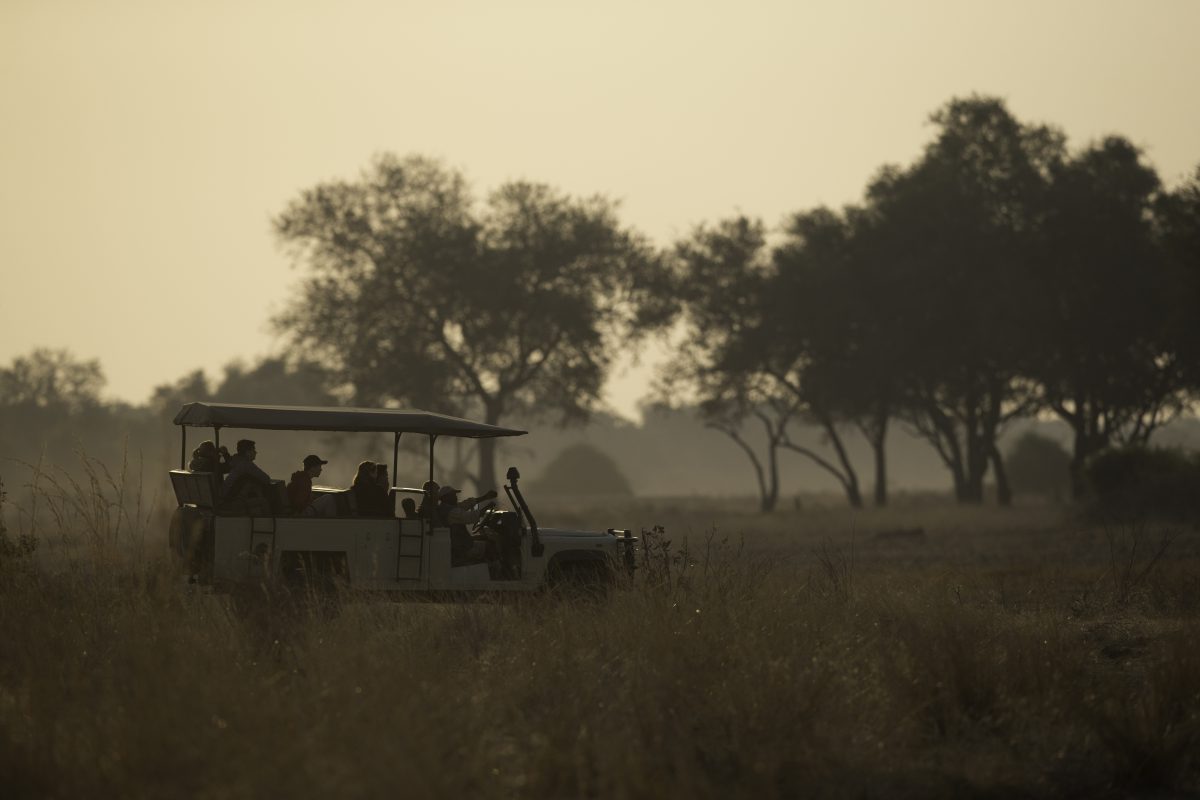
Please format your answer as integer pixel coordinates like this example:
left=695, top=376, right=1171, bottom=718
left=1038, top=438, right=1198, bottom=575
left=212, top=516, right=430, bottom=589
left=213, top=518, right=251, bottom=580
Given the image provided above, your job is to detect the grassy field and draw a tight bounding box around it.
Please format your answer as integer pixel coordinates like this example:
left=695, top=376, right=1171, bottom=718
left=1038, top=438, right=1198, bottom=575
left=2, top=477, right=1200, bottom=798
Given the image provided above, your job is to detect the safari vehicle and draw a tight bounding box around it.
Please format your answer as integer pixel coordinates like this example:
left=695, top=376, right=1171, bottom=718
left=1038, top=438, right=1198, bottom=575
left=167, top=402, right=635, bottom=596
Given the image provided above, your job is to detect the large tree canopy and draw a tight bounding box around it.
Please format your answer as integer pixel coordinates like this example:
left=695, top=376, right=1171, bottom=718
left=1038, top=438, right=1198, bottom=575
left=1030, top=137, right=1185, bottom=497
left=274, top=154, right=668, bottom=490
left=661, top=216, right=794, bottom=512
left=0, top=348, right=104, bottom=413
left=665, top=213, right=883, bottom=510
left=866, top=95, right=1064, bottom=503
left=1158, top=166, right=1200, bottom=397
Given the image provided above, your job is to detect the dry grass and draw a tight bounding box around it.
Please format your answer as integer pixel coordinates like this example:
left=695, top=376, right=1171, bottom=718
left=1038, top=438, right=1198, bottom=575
left=2, top=469, right=1200, bottom=798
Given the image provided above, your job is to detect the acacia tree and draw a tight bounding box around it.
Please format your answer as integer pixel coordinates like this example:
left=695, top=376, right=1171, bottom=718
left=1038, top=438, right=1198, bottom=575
left=666, top=215, right=870, bottom=510
left=659, top=217, right=795, bottom=512
left=866, top=96, right=1062, bottom=504
left=274, top=154, right=667, bottom=490
left=1030, top=137, right=1188, bottom=498
left=767, top=207, right=905, bottom=507
left=1157, top=166, right=1200, bottom=408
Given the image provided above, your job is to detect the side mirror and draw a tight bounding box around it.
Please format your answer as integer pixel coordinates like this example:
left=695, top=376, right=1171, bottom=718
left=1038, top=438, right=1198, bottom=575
left=506, top=466, right=520, bottom=481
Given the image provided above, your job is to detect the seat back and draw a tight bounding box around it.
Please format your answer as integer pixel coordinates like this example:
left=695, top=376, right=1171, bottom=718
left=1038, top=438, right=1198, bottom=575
left=169, top=470, right=220, bottom=508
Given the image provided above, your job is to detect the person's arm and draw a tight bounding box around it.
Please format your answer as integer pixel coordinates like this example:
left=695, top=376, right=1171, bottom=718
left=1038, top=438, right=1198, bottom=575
left=446, top=505, right=480, bottom=526
left=460, top=489, right=498, bottom=508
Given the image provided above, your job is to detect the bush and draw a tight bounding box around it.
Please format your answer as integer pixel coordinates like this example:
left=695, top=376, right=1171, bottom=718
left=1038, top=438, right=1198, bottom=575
left=1006, top=431, right=1071, bottom=499
left=0, top=476, right=38, bottom=566
left=530, top=443, right=633, bottom=496
left=1085, top=447, right=1200, bottom=522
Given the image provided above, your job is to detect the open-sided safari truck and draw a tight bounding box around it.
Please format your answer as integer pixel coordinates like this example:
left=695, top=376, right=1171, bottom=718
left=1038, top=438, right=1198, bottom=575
left=168, top=402, right=636, bottom=596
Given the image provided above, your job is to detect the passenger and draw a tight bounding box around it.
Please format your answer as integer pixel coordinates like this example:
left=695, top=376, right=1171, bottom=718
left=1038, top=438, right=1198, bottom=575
left=417, top=480, right=439, bottom=520
left=401, top=497, right=419, bottom=518
left=436, top=485, right=499, bottom=566
left=375, top=464, right=395, bottom=516
left=351, top=460, right=388, bottom=516
left=311, top=490, right=339, bottom=518
left=286, top=454, right=327, bottom=515
left=188, top=440, right=230, bottom=474
left=221, top=439, right=276, bottom=513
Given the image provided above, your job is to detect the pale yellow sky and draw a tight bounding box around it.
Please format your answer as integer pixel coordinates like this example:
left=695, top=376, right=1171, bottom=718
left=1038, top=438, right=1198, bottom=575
left=2, top=0, right=1198, bottom=420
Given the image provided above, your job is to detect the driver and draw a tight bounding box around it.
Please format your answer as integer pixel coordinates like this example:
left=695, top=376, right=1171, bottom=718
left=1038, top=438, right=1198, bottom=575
left=435, top=485, right=499, bottom=565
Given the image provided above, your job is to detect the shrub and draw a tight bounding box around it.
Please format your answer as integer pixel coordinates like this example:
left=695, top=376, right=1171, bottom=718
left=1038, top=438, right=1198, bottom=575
left=1006, top=431, right=1071, bottom=499
left=0, top=476, right=38, bottom=565
left=1085, top=447, right=1200, bottom=522
left=530, top=443, right=633, bottom=496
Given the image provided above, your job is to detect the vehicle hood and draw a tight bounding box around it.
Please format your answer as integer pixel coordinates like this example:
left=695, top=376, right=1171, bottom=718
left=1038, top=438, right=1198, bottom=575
left=537, top=527, right=614, bottom=540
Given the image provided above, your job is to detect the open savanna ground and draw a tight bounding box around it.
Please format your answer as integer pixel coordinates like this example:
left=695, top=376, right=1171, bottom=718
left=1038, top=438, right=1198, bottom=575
left=3, top=485, right=1199, bottom=798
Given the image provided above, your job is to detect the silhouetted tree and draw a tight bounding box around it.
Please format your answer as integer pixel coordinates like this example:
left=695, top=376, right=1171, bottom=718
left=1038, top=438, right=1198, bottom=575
left=0, top=349, right=156, bottom=475
left=866, top=96, right=1063, bottom=504
left=768, top=207, right=904, bottom=507
left=274, top=154, right=668, bottom=491
left=0, top=348, right=107, bottom=464
left=659, top=217, right=793, bottom=511
left=665, top=216, right=869, bottom=510
left=212, top=358, right=336, bottom=407
left=1157, top=165, right=1200, bottom=398
left=0, top=348, right=104, bottom=412
left=1029, top=137, right=1187, bottom=498
left=150, top=370, right=211, bottom=418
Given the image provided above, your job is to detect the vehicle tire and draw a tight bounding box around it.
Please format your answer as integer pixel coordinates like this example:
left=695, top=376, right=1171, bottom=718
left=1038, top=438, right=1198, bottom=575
left=547, top=558, right=613, bottom=601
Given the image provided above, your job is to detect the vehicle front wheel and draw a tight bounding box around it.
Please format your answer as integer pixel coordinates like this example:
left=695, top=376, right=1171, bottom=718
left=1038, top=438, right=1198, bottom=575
left=546, top=558, right=613, bottom=601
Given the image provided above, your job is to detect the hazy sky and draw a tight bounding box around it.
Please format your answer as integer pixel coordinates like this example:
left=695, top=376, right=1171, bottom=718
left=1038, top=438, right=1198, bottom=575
left=2, top=0, right=1198, bottom=420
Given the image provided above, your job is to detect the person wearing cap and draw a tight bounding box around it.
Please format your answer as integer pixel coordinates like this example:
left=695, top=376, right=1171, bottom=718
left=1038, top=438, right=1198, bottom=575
left=287, top=453, right=327, bottom=514
left=436, top=484, right=499, bottom=565
left=417, top=480, right=440, bottom=520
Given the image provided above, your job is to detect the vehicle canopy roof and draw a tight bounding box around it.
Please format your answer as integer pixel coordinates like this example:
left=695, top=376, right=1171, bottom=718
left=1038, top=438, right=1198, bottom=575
left=173, top=402, right=527, bottom=439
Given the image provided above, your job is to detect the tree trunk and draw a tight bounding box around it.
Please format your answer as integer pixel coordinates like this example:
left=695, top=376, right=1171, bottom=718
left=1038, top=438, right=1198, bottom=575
left=1068, top=421, right=1104, bottom=502
left=872, top=445, right=887, bottom=507
left=819, top=415, right=863, bottom=509
left=990, top=443, right=1012, bottom=506
left=945, top=450, right=968, bottom=502
left=763, top=434, right=780, bottom=512
left=477, top=398, right=504, bottom=493
left=961, top=442, right=985, bottom=504
left=911, top=397, right=968, bottom=503
left=845, top=478, right=864, bottom=509
left=476, top=436, right=497, bottom=494
left=871, top=412, right=889, bottom=507
left=709, top=423, right=778, bottom=513
left=1068, top=452, right=1088, bottom=502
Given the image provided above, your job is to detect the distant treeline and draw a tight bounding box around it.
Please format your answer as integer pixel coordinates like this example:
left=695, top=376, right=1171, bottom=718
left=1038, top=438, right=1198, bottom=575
left=2, top=94, right=1197, bottom=510
left=0, top=348, right=1198, bottom=506
left=664, top=96, right=1200, bottom=510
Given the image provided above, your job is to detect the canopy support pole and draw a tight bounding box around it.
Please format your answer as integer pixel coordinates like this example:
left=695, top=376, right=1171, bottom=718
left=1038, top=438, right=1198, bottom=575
left=428, top=435, right=437, bottom=484
left=392, top=432, right=401, bottom=486
left=180, top=427, right=187, bottom=470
